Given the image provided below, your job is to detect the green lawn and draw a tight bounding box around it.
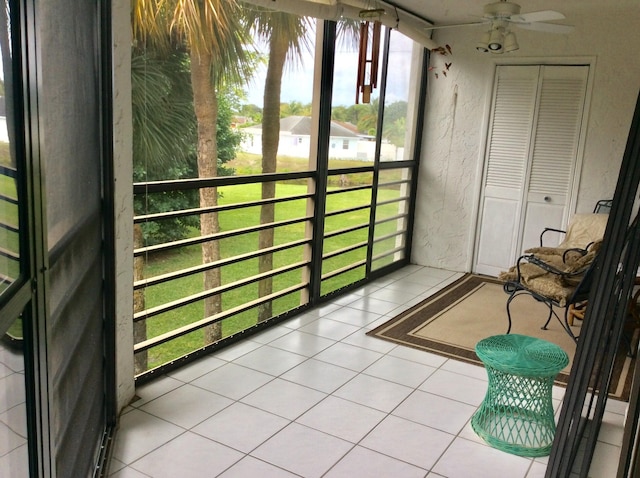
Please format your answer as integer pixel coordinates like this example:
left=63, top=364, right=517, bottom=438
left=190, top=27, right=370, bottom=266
left=0, top=151, right=19, bottom=298
left=0, top=142, right=21, bottom=330
left=0, top=147, right=408, bottom=369
left=139, top=178, right=406, bottom=369
left=0, top=142, right=11, bottom=167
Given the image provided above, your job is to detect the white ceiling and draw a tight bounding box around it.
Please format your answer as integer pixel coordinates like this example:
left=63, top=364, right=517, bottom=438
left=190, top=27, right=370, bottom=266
left=247, top=0, right=638, bottom=51
left=382, top=0, right=634, bottom=26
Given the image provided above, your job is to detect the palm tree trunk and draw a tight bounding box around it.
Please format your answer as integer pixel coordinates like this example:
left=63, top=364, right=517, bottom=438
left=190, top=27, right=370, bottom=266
left=191, top=51, right=222, bottom=344
left=133, top=224, right=148, bottom=374
left=258, top=35, right=288, bottom=323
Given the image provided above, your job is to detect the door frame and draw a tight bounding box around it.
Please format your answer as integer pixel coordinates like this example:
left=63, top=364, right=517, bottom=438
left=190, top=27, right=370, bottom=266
left=0, top=0, right=53, bottom=474
left=469, top=57, right=596, bottom=274
left=0, top=0, right=119, bottom=475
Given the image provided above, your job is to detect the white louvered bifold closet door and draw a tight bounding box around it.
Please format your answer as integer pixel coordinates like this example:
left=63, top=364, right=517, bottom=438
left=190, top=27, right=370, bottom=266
left=474, top=65, right=589, bottom=276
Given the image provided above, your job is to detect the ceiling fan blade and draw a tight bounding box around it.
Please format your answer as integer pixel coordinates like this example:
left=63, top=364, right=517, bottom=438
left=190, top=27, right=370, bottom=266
left=510, top=10, right=565, bottom=23
left=515, top=22, right=574, bottom=34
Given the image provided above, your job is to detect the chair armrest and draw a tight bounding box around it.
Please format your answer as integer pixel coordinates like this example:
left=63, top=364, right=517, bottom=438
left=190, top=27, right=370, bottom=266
left=524, top=254, right=566, bottom=276
left=562, top=247, right=588, bottom=263
left=540, top=227, right=566, bottom=247
left=517, top=254, right=590, bottom=279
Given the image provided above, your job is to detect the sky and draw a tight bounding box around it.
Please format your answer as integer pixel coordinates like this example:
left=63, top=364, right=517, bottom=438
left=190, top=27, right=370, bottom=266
left=244, top=29, right=414, bottom=108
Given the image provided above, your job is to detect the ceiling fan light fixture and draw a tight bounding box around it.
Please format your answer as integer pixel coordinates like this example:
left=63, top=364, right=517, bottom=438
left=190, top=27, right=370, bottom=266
left=476, top=31, right=491, bottom=52
left=488, top=27, right=504, bottom=51
left=503, top=31, right=519, bottom=52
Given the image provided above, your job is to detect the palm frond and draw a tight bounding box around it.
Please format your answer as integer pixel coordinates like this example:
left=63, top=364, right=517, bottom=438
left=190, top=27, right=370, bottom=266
left=337, top=18, right=361, bottom=51
left=131, top=47, right=196, bottom=176
left=132, top=0, right=254, bottom=87
left=243, top=7, right=313, bottom=69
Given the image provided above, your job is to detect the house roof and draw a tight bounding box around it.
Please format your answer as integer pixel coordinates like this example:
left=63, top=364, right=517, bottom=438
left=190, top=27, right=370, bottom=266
left=272, top=116, right=360, bottom=138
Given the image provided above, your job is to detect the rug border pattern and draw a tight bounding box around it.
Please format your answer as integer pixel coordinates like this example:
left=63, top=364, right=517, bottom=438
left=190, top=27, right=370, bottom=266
left=367, top=273, right=634, bottom=399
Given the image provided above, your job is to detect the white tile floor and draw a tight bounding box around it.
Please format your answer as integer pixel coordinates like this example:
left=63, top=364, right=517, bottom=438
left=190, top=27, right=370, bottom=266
left=109, top=266, right=628, bottom=478
left=0, top=339, right=28, bottom=477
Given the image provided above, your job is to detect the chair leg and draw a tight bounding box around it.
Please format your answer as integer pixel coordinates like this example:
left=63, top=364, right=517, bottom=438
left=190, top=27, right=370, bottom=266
left=542, top=304, right=553, bottom=330
left=568, top=302, right=587, bottom=327
left=567, top=304, right=576, bottom=327
left=505, top=292, right=516, bottom=335
left=563, top=308, right=578, bottom=343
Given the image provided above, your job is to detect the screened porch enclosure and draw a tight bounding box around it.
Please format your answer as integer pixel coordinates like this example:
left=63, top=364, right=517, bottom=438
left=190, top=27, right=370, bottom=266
left=132, top=17, right=427, bottom=381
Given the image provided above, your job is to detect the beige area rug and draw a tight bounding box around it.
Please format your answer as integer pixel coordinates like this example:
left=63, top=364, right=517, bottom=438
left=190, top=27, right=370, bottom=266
left=367, top=273, right=636, bottom=401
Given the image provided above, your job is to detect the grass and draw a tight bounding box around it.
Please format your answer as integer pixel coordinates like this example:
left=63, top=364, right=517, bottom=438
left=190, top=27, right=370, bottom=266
left=139, top=165, right=409, bottom=370
left=0, top=145, right=20, bottom=299
left=0, top=147, right=409, bottom=369
left=229, top=152, right=383, bottom=188
left=0, top=142, right=21, bottom=336
left=0, top=142, right=11, bottom=167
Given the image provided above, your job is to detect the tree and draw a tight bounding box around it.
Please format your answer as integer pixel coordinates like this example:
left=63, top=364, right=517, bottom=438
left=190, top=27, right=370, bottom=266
left=133, top=0, right=251, bottom=344
left=356, top=97, right=379, bottom=136
left=216, top=91, right=245, bottom=174
left=131, top=44, right=196, bottom=374
left=131, top=45, right=198, bottom=243
left=331, top=105, right=350, bottom=123
left=131, top=42, right=245, bottom=372
left=384, top=117, right=406, bottom=148
left=132, top=48, right=243, bottom=246
left=280, top=100, right=311, bottom=117
left=238, top=103, right=263, bottom=125
left=243, top=7, right=312, bottom=323
left=383, top=100, right=408, bottom=126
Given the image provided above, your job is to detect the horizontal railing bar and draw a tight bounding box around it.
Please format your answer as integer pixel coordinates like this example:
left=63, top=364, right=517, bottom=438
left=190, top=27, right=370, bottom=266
left=323, top=222, right=369, bottom=240
left=0, top=165, right=17, bottom=178
left=324, top=203, right=370, bottom=218
left=378, top=160, right=415, bottom=170
left=0, top=193, right=18, bottom=205
left=134, top=301, right=312, bottom=381
left=372, top=246, right=404, bottom=262
left=321, top=259, right=366, bottom=281
left=135, top=238, right=310, bottom=290
left=0, top=273, right=15, bottom=284
left=133, top=170, right=314, bottom=194
left=374, top=212, right=407, bottom=226
left=322, top=241, right=367, bottom=261
left=0, top=246, right=19, bottom=261
left=0, top=221, right=19, bottom=234
left=134, top=192, right=313, bottom=223
left=134, top=214, right=312, bottom=257
left=134, top=261, right=308, bottom=321
left=378, top=179, right=411, bottom=189
left=326, top=184, right=372, bottom=196
left=327, top=166, right=374, bottom=175
left=375, top=195, right=410, bottom=208
left=134, top=282, right=307, bottom=352
left=372, top=230, right=404, bottom=244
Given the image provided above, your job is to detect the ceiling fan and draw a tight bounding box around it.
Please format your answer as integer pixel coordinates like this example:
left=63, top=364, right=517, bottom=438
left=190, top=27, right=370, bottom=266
left=425, top=0, right=574, bottom=54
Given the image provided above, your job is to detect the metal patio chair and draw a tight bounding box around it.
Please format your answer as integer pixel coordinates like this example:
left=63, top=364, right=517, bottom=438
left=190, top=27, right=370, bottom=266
left=499, top=205, right=610, bottom=342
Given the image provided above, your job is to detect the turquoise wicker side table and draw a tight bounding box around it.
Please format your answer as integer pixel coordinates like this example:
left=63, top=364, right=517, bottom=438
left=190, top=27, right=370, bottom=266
left=471, top=334, right=569, bottom=457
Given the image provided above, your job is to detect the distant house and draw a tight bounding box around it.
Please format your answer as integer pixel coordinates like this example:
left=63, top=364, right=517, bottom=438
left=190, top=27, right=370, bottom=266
left=240, top=115, right=365, bottom=160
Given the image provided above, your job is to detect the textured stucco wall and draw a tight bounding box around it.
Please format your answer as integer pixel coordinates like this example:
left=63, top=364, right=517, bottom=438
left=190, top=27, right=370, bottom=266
left=113, top=0, right=135, bottom=411
left=411, top=8, right=640, bottom=272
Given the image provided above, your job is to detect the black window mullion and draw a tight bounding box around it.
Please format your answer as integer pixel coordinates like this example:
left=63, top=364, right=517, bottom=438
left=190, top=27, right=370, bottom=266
left=365, top=27, right=391, bottom=275
left=404, top=47, right=430, bottom=260
left=309, top=20, right=336, bottom=303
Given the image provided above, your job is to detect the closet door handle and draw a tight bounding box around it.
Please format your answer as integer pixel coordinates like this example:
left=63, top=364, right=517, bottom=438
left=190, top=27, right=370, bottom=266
left=544, top=196, right=551, bottom=202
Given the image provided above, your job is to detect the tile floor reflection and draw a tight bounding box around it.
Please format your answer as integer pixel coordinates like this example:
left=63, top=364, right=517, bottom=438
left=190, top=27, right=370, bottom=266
left=0, top=336, right=28, bottom=477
